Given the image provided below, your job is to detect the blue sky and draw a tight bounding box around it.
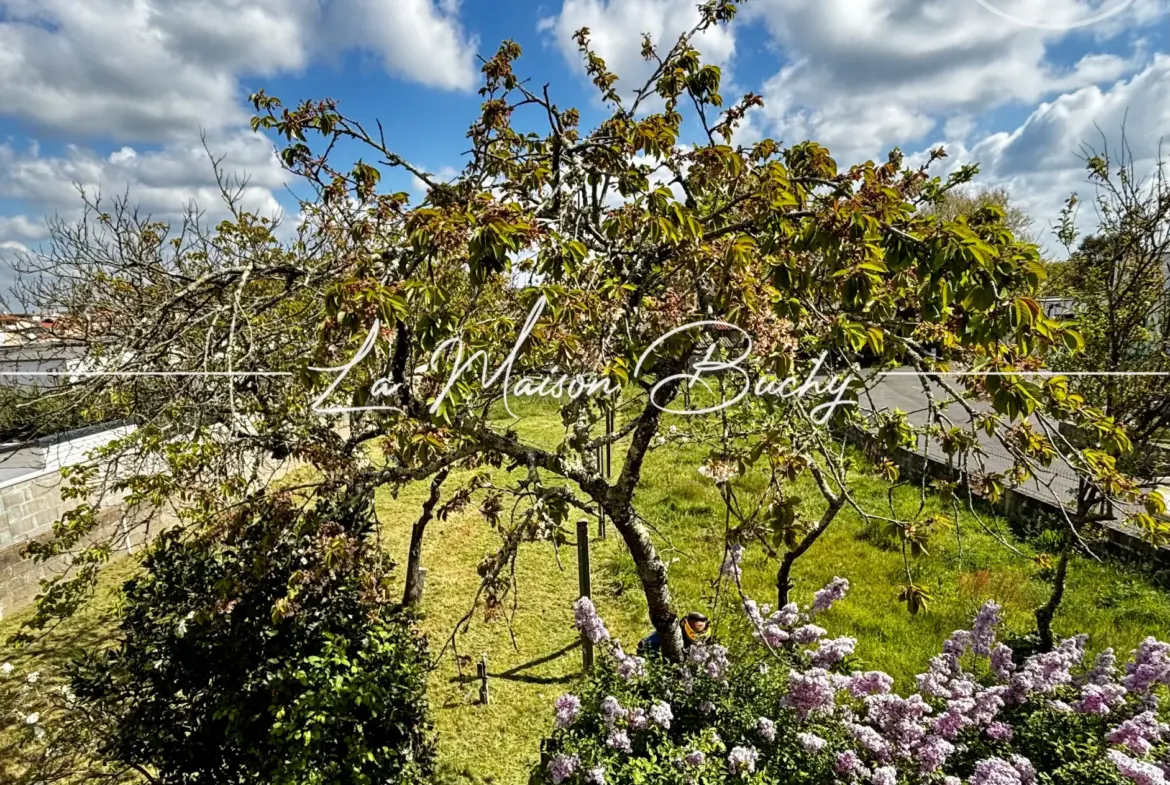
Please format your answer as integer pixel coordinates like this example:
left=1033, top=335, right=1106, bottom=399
left=1, top=0, right=1169, bottom=297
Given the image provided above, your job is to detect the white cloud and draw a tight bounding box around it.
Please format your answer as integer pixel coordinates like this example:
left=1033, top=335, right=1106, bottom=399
left=746, top=0, right=1159, bottom=163
left=907, top=54, right=1170, bottom=255
left=0, top=132, right=288, bottom=241
left=0, top=0, right=478, bottom=142
left=0, top=215, right=49, bottom=244
left=540, top=0, right=737, bottom=99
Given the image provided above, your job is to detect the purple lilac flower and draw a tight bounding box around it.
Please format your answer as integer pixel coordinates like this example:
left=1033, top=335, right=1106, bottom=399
left=761, top=623, right=790, bottom=647
left=605, top=728, right=631, bottom=752
left=699, top=700, right=715, bottom=714
left=613, top=644, right=646, bottom=681
left=650, top=701, right=673, bottom=729
left=916, top=734, right=956, bottom=774
left=585, top=765, right=606, bottom=785
left=1108, top=711, right=1169, bottom=757
left=774, top=602, right=801, bottom=626
left=573, top=597, right=610, bottom=644
left=944, top=630, right=974, bottom=656
left=553, top=694, right=581, bottom=729
left=756, top=716, right=775, bottom=742
left=932, top=704, right=972, bottom=740
left=600, top=696, right=626, bottom=727
left=1010, top=635, right=1085, bottom=699
left=797, top=732, right=826, bottom=753
left=784, top=668, right=838, bottom=718
left=1107, top=749, right=1168, bottom=785
left=1089, top=648, right=1118, bottom=685
left=812, top=576, right=850, bottom=614
left=627, top=708, right=648, bottom=731
left=1010, top=754, right=1036, bottom=785
left=721, top=543, right=745, bottom=581
left=990, top=643, right=1016, bottom=682
left=943, top=778, right=962, bottom=785
left=835, top=750, right=867, bottom=780
left=848, top=671, right=894, bottom=697
left=971, top=601, right=1003, bottom=656
left=1122, top=638, right=1170, bottom=696
left=972, top=685, right=1008, bottom=724
left=870, top=766, right=897, bottom=785
left=849, top=723, right=892, bottom=759
left=986, top=721, right=1014, bottom=741
left=728, top=746, right=758, bottom=776
left=811, top=636, right=857, bottom=668
left=683, top=750, right=706, bottom=767
left=970, top=756, right=1026, bottom=785
left=794, top=624, right=828, bottom=645
left=705, top=645, right=730, bottom=680
left=865, top=692, right=932, bottom=753
left=916, top=654, right=961, bottom=698
left=548, top=754, right=580, bottom=784
left=1074, top=682, right=1128, bottom=716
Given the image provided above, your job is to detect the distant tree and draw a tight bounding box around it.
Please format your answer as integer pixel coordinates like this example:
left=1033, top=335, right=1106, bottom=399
left=923, top=184, right=1036, bottom=243
left=6, top=0, right=1161, bottom=664
left=1021, top=138, right=1170, bottom=652
left=1054, top=142, right=1170, bottom=473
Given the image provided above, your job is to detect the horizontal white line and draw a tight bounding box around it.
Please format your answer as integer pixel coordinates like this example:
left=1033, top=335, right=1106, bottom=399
left=0, top=371, right=294, bottom=377
left=878, top=371, right=1170, bottom=377
left=2, top=370, right=1169, bottom=379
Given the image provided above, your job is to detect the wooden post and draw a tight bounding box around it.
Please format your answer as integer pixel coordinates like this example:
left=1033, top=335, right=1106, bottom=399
left=605, top=406, right=613, bottom=477
left=577, top=517, right=594, bottom=671
left=598, top=405, right=614, bottom=540
left=478, top=653, right=489, bottom=705
left=597, top=440, right=606, bottom=540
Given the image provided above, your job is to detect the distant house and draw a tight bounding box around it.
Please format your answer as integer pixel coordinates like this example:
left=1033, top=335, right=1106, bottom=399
left=1038, top=297, right=1075, bottom=320
left=0, top=344, right=88, bottom=389
left=0, top=313, right=63, bottom=347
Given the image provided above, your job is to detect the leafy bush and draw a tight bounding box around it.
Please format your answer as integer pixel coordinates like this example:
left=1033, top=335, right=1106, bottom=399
left=532, top=586, right=1170, bottom=785
left=68, top=490, right=436, bottom=785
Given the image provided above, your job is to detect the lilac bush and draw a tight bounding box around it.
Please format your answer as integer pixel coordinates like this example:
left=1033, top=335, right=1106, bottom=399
left=534, top=578, right=1170, bottom=785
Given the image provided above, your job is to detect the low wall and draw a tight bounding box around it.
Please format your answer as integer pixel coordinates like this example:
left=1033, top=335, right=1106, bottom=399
left=0, top=422, right=138, bottom=618
left=844, top=427, right=1170, bottom=571
left=0, top=421, right=305, bottom=619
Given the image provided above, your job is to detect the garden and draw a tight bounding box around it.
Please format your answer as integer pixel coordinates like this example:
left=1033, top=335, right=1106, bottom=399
left=3, top=2, right=1170, bottom=783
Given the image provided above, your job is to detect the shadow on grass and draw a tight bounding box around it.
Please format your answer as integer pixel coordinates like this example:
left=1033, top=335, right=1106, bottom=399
left=448, top=640, right=583, bottom=686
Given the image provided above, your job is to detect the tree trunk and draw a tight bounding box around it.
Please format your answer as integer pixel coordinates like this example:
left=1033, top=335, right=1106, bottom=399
left=777, top=554, right=796, bottom=609
left=611, top=504, right=684, bottom=661
left=778, top=497, right=845, bottom=608
left=403, top=467, right=450, bottom=607
left=1035, top=549, right=1070, bottom=653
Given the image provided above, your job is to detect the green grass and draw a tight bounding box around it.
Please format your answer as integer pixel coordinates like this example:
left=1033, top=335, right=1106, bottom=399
left=4, top=399, right=1170, bottom=784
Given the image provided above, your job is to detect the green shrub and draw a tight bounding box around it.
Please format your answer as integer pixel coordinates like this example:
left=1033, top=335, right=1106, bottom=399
left=69, top=490, right=436, bottom=785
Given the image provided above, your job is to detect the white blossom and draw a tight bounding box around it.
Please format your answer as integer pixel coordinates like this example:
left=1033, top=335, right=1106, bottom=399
left=698, top=459, right=739, bottom=484
left=25, top=713, right=40, bottom=725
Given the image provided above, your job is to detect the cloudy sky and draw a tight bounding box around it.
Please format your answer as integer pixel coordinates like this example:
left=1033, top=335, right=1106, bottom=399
left=1, top=0, right=1168, bottom=296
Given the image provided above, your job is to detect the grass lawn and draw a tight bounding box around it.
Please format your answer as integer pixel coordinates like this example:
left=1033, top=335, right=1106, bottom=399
left=4, top=398, right=1170, bottom=784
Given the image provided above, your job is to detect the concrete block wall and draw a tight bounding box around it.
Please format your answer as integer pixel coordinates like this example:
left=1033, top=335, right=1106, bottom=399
left=0, top=424, right=303, bottom=619
left=0, top=423, right=136, bottom=619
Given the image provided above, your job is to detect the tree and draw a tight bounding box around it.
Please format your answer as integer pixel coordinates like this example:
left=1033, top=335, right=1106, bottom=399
left=7, top=1, right=1161, bottom=665
left=922, top=184, right=1036, bottom=244
left=1025, top=137, right=1170, bottom=651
